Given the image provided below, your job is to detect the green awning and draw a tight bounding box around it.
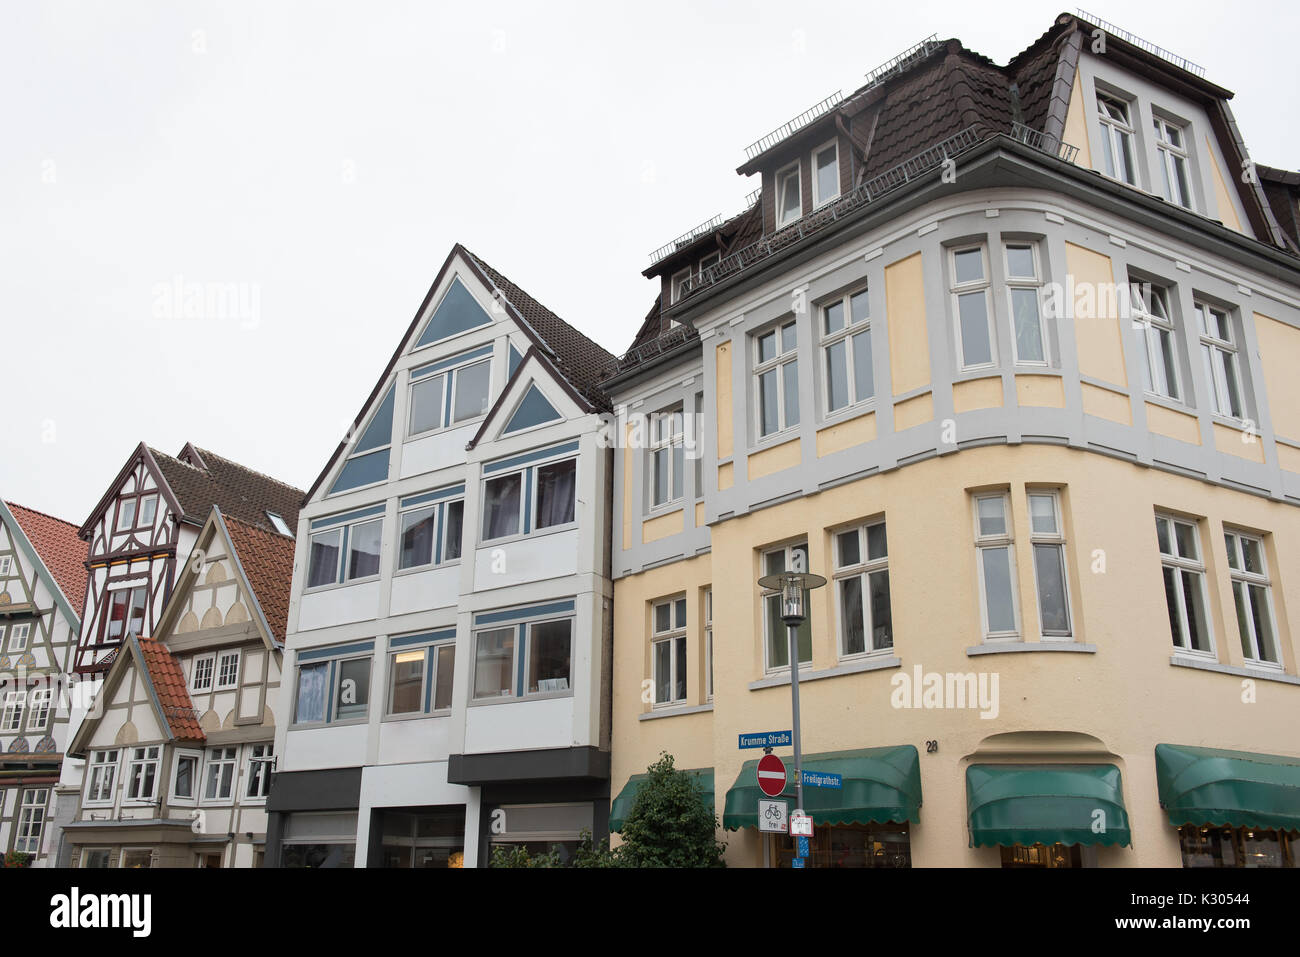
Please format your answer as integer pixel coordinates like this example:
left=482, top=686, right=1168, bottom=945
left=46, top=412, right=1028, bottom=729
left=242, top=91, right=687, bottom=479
left=966, top=764, right=1131, bottom=848
left=722, top=746, right=920, bottom=830
left=1155, top=743, right=1300, bottom=832
left=609, top=768, right=714, bottom=833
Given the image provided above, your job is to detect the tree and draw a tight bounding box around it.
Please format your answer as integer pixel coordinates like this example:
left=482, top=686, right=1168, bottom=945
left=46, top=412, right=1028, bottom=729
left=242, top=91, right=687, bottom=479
left=618, top=752, right=727, bottom=867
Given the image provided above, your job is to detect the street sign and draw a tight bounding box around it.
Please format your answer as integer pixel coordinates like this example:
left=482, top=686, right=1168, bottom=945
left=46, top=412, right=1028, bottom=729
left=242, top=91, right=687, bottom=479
left=796, top=836, right=810, bottom=858
left=790, top=811, right=813, bottom=837
left=738, top=730, right=793, bottom=749
left=801, top=770, right=842, bottom=790
left=791, top=858, right=805, bottom=868
left=758, top=799, right=788, bottom=833
left=757, top=753, right=787, bottom=797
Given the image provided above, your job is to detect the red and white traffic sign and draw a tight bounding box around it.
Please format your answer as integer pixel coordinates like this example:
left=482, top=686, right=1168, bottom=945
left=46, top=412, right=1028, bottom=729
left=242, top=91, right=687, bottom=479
left=757, top=753, right=787, bottom=797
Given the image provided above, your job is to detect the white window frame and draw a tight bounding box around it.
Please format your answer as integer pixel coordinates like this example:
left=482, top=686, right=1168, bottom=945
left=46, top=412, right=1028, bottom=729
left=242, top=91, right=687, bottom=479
left=245, top=743, right=275, bottom=801
left=201, top=746, right=239, bottom=804
left=471, top=613, right=575, bottom=702
left=820, top=287, right=874, bottom=416
left=832, top=520, right=893, bottom=659
left=170, top=749, right=202, bottom=804
left=1224, top=530, right=1281, bottom=669
left=305, top=516, right=385, bottom=590
left=1131, top=280, right=1182, bottom=401
left=973, top=493, right=1021, bottom=640
left=1195, top=301, right=1244, bottom=420
left=761, top=543, right=813, bottom=673
left=1153, top=115, right=1193, bottom=209
left=753, top=320, right=800, bottom=439
left=215, top=649, right=241, bottom=690
left=124, top=745, right=161, bottom=804
left=27, top=687, right=52, bottom=732
left=650, top=596, right=688, bottom=708
left=1027, top=491, right=1073, bottom=639
left=480, top=453, right=579, bottom=545
left=698, top=252, right=721, bottom=278
left=0, top=557, right=10, bottom=575
left=811, top=139, right=840, bottom=208
left=648, top=407, right=685, bottom=510
left=1, top=690, right=24, bottom=733
left=85, top=750, right=120, bottom=806
left=950, top=244, right=997, bottom=371
left=775, top=161, right=802, bottom=228
left=1156, top=513, right=1216, bottom=658
left=138, top=494, right=158, bottom=527
left=1097, top=91, right=1137, bottom=185
left=191, top=654, right=215, bottom=692
left=266, top=511, right=293, bottom=536
left=670, top=267, right=692, bottom=305
left=15, top=787, right=48, bottom=854
left=704, top=588, right=713, bottom=702
left=1003, top=242, right=1049, bottom=367
left=407, top=355, right=493, bottom=438
left=6, top=622, right=31, bottom=653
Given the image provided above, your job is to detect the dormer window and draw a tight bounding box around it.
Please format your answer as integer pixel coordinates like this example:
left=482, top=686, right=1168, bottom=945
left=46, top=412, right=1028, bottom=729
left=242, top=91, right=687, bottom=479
left=266, top=511, right=293, bottom=537
left=671, top=268, right=692, bottom=305
left=1153, top=116, right=1192, bottom=209
left=776, top=163, right=802, bottom=228
left=1097, top=92, right=1136, bottom=185
left=698, top=252, right=720, bottom=280
left=812, top=141, right=839, bottom=208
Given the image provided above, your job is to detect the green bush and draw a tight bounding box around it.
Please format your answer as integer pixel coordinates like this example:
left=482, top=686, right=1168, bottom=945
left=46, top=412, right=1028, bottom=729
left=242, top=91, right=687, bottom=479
left=618, top=752, right=727, bottom=868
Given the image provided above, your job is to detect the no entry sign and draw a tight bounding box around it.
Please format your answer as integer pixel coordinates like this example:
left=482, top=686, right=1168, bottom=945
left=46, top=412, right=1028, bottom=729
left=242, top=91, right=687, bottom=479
left=757, top=753, right=787, bottom=797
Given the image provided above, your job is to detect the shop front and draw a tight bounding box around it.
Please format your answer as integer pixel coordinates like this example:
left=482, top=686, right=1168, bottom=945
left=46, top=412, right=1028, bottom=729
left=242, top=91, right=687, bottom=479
left=722, top=746, right=921, bottom=868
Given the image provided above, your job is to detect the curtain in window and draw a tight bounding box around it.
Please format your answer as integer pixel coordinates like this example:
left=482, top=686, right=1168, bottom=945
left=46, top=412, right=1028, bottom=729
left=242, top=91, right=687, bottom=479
left=483, top=474, right=522, bottom=539
left=295, top=663, right=328, bottom=723
left=535, top=460, right=576, bottom=529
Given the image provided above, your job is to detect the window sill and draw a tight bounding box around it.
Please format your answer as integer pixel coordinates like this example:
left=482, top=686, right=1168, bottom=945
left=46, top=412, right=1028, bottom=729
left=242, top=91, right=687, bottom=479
left=1169, top=655, right=1299, bottom=685
left=1142, top=392, right=1193, bottom=415
left=467, top=691, right=574, bottom=708
left=639, top=703, right=714, bottom=721
left=820, top=400, right=877, bottom=428
left=303, top=575, right=382, bottom=596
left=382, top=709, right=452, bottom=724
left=393, top=560, right=462, bottom=578
left=752, top=427, right=800, bottom=453
left=287, top=717, right=369, bottom=731
left=479, top=521, right=579, bottom=550
left=748, top=655, right=901, bottom=690
left=965, top=641, right=1097, bottom=656
left=644, top=502, right=685, bottom=520
left=406, top=413, right=487, bottom=443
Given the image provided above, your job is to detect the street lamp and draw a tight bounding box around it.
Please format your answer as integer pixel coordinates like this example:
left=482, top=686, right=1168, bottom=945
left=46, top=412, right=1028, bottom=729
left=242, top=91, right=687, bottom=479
left=756, top=567, right=826, bottom=822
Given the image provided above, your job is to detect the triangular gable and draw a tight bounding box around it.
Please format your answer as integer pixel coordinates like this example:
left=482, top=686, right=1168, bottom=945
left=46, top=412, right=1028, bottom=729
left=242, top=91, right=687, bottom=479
left=78, top=442, right=182, bottom=539
left=328, top=383, right=395, bottom=496
left=0, top=500, right=84, bottom=629
left=414, top=276, right=495, bottom=349
left=503, top=385, right=562, bottom=435
left=468, top=347, right=585, bottom=449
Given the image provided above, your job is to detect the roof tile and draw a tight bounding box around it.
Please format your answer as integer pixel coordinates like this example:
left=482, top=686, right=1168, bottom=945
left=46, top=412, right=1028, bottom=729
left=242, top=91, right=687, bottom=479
left=137, top=638, right=205, bottom=742
left=5, top=502, right=90, bottom=617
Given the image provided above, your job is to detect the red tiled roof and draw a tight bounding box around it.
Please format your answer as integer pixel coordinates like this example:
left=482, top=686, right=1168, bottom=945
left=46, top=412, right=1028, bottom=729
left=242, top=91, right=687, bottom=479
left=5, top=501, right=90, bottom=617
left=222, top=514, right=295, bottom=644
left=136, top=638, right=205, bottom=742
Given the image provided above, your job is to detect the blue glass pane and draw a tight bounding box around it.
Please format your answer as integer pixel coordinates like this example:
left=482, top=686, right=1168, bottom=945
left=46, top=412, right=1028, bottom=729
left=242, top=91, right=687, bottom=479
left=416, top=277, right=493, bottom=348
left=503, top=385, right=561, bottom=434
left=508, top=344, right=524, bottom=379
left=354, top=385, right=395, bottom=453
left=330, top=449, right=389, bottom=494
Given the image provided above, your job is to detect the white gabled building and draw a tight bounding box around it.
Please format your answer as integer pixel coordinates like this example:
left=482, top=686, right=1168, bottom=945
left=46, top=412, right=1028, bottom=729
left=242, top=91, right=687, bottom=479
left=270, top=244, right=616, bottom=868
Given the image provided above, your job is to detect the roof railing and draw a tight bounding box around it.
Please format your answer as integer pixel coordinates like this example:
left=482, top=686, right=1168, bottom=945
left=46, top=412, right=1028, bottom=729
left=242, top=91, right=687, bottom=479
left=1011, top=122, right=1080, bottom=164
left=615, top=321, right=698, bottom=371
left=648, top=213, right=725, bottom=266
left=861, top=35, right=941, bottom=89
left=744, top=92, right=843, bottom=161
left=1074, top=9, right=1206, bottom=77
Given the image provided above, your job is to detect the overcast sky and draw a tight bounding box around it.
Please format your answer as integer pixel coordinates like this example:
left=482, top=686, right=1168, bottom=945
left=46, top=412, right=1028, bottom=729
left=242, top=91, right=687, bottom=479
left=3, top=0, right=1296, bottom=523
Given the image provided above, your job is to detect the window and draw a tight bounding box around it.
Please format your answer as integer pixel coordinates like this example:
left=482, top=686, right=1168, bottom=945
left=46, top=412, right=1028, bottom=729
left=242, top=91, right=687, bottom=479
left=951, top=245, right=995, bottom=369
left=1177, top=824, right=1298, bottom=868
left=192, top=654, right=214, bottom=691
left=698, top=252, right=720, bottom=278
left=28, top=688, right=52, bottom=731
left=293, top=653, right=373, bottom=725
left=116, top=498, right=137, bottom=532
left=833, top=520, right=893, bottom=656
left=307, top=515, right=383, bottom=588
left=86, top=750, right=119, bottom=804
left=704, top=588, right=714, bottom=701
left=649, top=408, right=685, bottom=508
left=266, top=511, right=293, bottom=536
left=247, top=744, right=275, bottom=799
left=1028, top=492, right=1072, bottom=637
left=125, top=746, right=161, bottom=802
left=812, top=141, right=839, bottom=207
left=1, top=691, right=24, bottom=732
left=203, top=746, right=238, bottom=802
left=138, top=494, right=158, bottom=527
left=671, top=268, right=692, bottom=305
left=776, top=163, right=802, bottom=227
left=1131, top=281, right=1181, bottom=400
left=387, top=642, right=455, bottom=715
left=1156, top=514, right=1213, bottom=655
left=762, top=544, right=813, bottom=670
left=336, top=657, right=371, bottom=720
left=216, top=650, right=240, bottom=690
left=0, top=557, right=10, bottom=575
left=973, top=494, right=1020, bottom=639
left=693, top=392, right=705, bottom=500
left=15, top=788, right=47, bottom=854
left=102, top=586, right=147, bottom=641
left=172, top=751, right=200, bottom=802
left=1154, top=116, right=1192, bottom=208
left=398, top=496, right=465, bottom=570
left=409, top=358, right=491, bottom=436
left=1225, top=531, right=1280, bottom=667
left=6, top=622, right=30, bottom=652
left=822, top=288, right=874, bottom=413
left=472, top=616, right=573, bottom=700
left=481, top=454, right=577, bottom=542
left=1097, top=92, right=1136, bottom=185
left=754, top=321, right=799, bottom=437
left=1004, top=242, right=1047, bottom=365
left=651, top=597, right=688, bottom=706
left=1196, top=302, right=1244, bottom=419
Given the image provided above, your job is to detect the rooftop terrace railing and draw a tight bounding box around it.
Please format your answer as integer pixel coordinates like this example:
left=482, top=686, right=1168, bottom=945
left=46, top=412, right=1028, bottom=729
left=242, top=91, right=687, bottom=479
left=1074, top=9, right=1206, bottom=77
left=743, top=92, right=844, bottom=162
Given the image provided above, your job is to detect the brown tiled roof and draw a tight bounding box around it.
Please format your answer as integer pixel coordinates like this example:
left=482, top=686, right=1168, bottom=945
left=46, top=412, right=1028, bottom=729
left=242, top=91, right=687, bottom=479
left=464, top=250, right=616, bottom=410
left=137, top=637, right=205, bottom=742
left=5, top=502, right=89, bottom=617
left=222, top=514, right=295, bottom=644
left=149, top=446, right=303, bottom=534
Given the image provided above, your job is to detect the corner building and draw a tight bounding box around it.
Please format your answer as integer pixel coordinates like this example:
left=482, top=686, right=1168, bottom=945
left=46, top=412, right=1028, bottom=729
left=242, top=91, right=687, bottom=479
left=606, top=14, right=1300, bottom=867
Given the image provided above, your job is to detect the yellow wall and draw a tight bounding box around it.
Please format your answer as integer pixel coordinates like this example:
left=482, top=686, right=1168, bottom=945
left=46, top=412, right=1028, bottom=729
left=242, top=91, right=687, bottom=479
left=716, top=341, right=734, bottom=460
left=1213, top=423, right=1265, bottom=463
left=1254, top=313, right=1300, bottom=441
left=1063, top=68, right=1093, bottom=169
left=643, top=508, right=685, bottom=543
left=1066, top=242, right=1128, bottom=389
left=611, top=444, right=1300, bottom=867
left=1081, top=381, right=1131, bottom=425
left=1146, top=402, right=1201, bottom=445
left=1016, top=374, right=1065, bottom=409
left=748, top=437, right=801, bottom=481
left=816, top=413, right=876, bottom=458
left=885, top=253, right=930, bottom=396
left=894, top=391, right=933, bottom=430
left=953, top=377, right=1003, bottom=413
left=1206, top=135, right=1244, bottom=233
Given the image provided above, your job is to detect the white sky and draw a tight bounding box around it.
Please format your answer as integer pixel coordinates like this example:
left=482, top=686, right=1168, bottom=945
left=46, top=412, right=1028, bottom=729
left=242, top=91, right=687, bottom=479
left=2, top=0, right=1296, bottom=522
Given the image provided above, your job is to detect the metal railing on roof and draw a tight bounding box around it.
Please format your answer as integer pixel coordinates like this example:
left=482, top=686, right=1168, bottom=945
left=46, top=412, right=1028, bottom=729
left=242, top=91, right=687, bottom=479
left=1074, top=9, right=1206, bottom=78
left=615, top=321, right=699, bottom=371
left=744, top=92, right=843, bottom=161
left=745, top=186, right=762, bottom=207
left=861, top=35, right=941, bottom=89
left=1011, top=122, right=1080, bottom=164
left=648, top=213, right=725, bottom=266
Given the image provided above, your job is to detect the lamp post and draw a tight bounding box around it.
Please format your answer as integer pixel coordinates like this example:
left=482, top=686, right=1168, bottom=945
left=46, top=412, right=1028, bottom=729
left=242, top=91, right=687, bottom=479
left=756, top=568, right=826, bottom=820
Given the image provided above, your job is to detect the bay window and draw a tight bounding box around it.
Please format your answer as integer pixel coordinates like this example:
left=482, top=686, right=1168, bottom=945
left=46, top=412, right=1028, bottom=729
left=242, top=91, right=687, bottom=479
left=472, top=609, right=574, bottom=701
left=247, top=744, right=275, bottom=799
left=1028, top=491, right=1071, bottom=637
left=103, top=585, right=147, bottom=641
left=86, top=750, right=119, bottom=804
left=1, top=690, right=24, bottom=732
left=481, top=451, right=577, bottom=542
left=974, top=494, right=1020, bottom=639
left=292, top=650, right=373, bottom=725
left=833, top=520, right=893, bottom=656
left=15, top=788, right=47, bottom=854
left=951, top=245, right=995, bottom=369
left=1225, top=530, right=1279, bottom=667
left=1131, top=280, right=1181, bottom=400
left=398, top=492, right=465, bottom=571
left=172, top=751, right=200, bottom=802
left=203, top=746, right=238, bottom=802
left=306, top=510, right=384, bottom=588
left=126, top=746, right=161, bottom=802
left=1196, top=302, right=1244, bottom=419
left=1004, top=242, right=1046, bottom=365
left=755, top=321, right=800, bottom=437
left=409, top=355, right=491, bottom=436
left=387, top=640, right=455, bottom=715
left=28, top=687, right=52, bottom=731
left=1097, top=92, right=1137, bottom=185
left=822, top=288, right=873, bottom=413
left=1156, top=513, right=1213, bottom=655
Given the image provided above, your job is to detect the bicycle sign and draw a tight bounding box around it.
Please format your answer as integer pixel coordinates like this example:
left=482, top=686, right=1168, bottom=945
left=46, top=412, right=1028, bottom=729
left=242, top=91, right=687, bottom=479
left=758, top=799, right=788, bottom=833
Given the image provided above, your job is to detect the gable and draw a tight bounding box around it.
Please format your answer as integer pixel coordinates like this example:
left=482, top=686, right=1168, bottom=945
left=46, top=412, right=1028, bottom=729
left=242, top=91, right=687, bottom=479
left=503, top=385, right=563, bottom=435
left=329, top=383, right=395, bottom=496
left=415, top=276, right=494, bottom=348
left=469, top=348, right=586, bottom=449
